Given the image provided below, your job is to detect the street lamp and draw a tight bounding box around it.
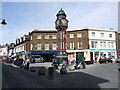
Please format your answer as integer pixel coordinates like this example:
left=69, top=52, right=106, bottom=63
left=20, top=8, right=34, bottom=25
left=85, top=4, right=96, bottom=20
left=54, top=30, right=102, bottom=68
left=0, top=19, right=7, bottom=25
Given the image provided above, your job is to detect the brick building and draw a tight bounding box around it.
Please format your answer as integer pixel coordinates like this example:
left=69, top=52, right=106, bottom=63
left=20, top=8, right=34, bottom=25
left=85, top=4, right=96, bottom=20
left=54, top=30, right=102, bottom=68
left=8, top=28, right=117, bottom=63
left=116, top=32, right=120, bottom=58
left=28, top=30, right=58, bottom=62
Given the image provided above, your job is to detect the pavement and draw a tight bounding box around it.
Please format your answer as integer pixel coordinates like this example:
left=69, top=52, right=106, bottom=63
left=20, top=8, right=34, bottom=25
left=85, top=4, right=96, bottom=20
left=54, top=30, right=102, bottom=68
left=2, top=62, right=119, bottom=89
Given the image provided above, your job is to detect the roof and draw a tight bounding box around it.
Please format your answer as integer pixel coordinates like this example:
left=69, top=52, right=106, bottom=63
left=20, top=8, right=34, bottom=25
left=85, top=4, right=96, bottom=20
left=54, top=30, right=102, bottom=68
left=67, top=28, right=117, bottom=32
left=29, top=29, right=57, bottom=35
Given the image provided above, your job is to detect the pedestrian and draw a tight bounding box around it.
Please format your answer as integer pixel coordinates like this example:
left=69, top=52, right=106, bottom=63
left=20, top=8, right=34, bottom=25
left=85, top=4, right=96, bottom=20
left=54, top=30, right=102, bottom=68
left=52, top=59, right=58, bottom=69
left=26, top=60, right=30, bottom=70
left=81, top=57, right=86, bottom=69
left=62, top=60, right=67, bottom=68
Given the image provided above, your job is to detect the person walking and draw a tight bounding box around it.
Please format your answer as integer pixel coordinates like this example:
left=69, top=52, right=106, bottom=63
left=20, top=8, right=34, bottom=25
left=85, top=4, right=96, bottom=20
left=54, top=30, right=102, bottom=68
left=52, top=59, right=58, bottom=69
left=81, top=57, right=86, bottom=69
left=62, top=60, right=67, bottom=68
left=26, top=60, right=30, bottom=70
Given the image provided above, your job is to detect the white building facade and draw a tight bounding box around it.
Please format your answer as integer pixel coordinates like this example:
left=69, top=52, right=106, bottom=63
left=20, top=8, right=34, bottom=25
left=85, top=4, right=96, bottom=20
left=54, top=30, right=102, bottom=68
left=0, top=44, right=8, bottom=60
left=88, top=28, right=117, bottom=61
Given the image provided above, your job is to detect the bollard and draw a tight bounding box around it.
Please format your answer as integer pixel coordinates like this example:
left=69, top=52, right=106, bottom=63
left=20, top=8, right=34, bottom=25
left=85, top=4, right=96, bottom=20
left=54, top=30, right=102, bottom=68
left=24, top=65, right=27, bottom=70
left=48, top=67, right=54, bottom=80
left=20, top=64, right=24, bottom=68
left=38, top=68, right=45, bottom=75
left=30, top=67, right=36, bottom=72
left=118, top=67, right=120, bottom=71
left=60, top=68, right=67, bottom=74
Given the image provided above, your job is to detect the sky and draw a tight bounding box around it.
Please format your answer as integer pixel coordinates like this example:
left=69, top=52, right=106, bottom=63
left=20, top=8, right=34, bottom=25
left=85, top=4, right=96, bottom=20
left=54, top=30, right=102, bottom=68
left=0, top=1, right=118, bottom=45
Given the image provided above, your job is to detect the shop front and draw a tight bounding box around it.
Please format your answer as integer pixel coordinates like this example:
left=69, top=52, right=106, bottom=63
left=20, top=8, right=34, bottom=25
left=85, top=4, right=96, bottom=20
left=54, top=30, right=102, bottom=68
left=90, top=50, right=117, bottom=62
left=28, top=51, right=58, bottom=63
left=66, top=50, right=92, bottom=64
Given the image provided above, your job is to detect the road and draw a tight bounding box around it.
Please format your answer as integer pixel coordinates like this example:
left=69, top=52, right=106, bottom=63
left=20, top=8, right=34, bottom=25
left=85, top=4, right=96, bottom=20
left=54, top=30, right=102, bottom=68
left=2, top=62, right=119, bottom=89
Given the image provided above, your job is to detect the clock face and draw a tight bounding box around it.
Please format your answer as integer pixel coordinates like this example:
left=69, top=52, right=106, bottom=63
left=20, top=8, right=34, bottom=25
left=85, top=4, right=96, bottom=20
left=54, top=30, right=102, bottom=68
left=61, top=19, right=67, bottom=25
left=56, top=20, right=60, bottom=25
left=56, top=19, right=68, bottom=26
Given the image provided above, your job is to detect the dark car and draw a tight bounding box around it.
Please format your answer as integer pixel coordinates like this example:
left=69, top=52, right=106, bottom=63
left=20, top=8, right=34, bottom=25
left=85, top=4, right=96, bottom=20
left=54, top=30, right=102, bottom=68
left=99, top=59, right=106, bottom=64
left=105, top=58, right=113, bottom=63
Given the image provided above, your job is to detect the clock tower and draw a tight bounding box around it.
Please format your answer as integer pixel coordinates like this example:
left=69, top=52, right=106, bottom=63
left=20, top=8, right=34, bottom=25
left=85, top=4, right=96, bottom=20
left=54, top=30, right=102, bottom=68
left=55, top=8, right=69, bottom=63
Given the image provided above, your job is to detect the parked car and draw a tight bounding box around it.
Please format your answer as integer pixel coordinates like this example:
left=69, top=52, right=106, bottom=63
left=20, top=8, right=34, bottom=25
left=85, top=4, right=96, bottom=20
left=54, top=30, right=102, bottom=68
left=115, top=58, right=120, bottom=63
left=105, top=58, right=113, bottom=63
left=99, top=59, right=106, bottom=64
left=99, top=58, right=113, bottom=64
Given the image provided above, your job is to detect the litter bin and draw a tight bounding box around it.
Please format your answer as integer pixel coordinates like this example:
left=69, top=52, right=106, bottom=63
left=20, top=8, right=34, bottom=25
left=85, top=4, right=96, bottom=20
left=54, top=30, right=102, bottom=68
left=48, top=67, right=54, bottom=80
left=60, top=68, right=67, bottom=74
left=38, top=68, right=45, bottom=75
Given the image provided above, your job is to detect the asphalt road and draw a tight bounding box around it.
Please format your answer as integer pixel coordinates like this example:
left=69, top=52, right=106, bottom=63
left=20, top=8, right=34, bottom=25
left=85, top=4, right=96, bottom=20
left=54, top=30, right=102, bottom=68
left=2, top=62, right=119, bottom=89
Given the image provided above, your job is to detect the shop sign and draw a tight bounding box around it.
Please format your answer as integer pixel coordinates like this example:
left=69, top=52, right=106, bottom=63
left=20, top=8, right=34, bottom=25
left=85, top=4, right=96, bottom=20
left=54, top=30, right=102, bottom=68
left=90, top=50, right=116, bottom=52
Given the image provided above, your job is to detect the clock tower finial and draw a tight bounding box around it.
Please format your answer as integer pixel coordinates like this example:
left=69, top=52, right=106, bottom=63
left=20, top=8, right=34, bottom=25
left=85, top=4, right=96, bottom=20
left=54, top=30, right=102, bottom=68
left=56, top=8, right=66, bottom=17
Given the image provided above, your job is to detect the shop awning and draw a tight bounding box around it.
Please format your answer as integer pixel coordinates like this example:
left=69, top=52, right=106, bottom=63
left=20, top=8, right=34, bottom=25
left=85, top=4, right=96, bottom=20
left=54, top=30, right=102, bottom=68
left=29, top=51, right=58, bottom=54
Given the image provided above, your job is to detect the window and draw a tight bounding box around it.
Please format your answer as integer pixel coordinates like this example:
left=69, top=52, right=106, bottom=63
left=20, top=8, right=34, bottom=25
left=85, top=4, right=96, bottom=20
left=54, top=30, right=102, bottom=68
left=37, top=43, right=41, bottom=50
left=108, top=42, right=114, bottom=48
left=92, top=41, right=94, bottom=48
left=101, top=33, right=104, bottom=38
left=108, top=42, right=110, bottom=48
left=37, top=35, right=41, bottom=39
left=91, top=41, right=98, bottom=48
left=103, top=42, right=106, bottom=48
left=52, top=35, right=57, bottom=39
left=108, top=52, right=115, bottom=59
left=78, top=42, right=82, bottom=49
left=109, top=34, right=112, bottom=38
left=23, top=37, right=25, bottom=41
left=52, top=43, right=57, bottom=50
left=60, top=31, right=63, bottom=39
left=45, top=35, right=49, bottom=39
left=119, top=35, right=120, bottom=39
left=100, top=42, right=106, bottom=48
left=70, top=42, right=74, bottom=49
left=111, top=42, right=114, bottom=48
left=30, top=44, right=33, bottom=50
left=20, top=38, right=23, bottom=42
left=24, top=45, right=26, bottom=50
left=70, top=34, right=74, bottom=38
left=77, top=33, right=82, bottom=38
left=92, top=32, right=95, bottom=37
left=45, top=43, right=49, bottom=50
left=31, top=36, right=32, bottom=40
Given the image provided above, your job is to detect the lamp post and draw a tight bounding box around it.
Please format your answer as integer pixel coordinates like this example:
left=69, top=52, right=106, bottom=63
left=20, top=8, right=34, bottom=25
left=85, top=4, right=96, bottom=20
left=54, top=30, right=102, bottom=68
left=0, top=19, right=7, bottom=25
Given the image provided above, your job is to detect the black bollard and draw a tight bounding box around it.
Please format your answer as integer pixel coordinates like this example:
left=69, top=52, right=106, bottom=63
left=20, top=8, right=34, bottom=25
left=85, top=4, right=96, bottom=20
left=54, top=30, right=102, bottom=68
left=38, top=68, right=45, bottom=75
left=60, top=67, right=67, bottom=74
left=20, top=64, right=24, bottom=68
left=30, top=67, right=36, bottom=72
left=48, top=67, right=54, bottom=80
left=24, top=65, right=27, bottom=69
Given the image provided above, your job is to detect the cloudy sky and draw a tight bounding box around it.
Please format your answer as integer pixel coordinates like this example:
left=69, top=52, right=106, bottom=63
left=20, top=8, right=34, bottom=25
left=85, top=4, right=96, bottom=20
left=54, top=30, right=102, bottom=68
left=0, top=1, right=118, bottom=45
